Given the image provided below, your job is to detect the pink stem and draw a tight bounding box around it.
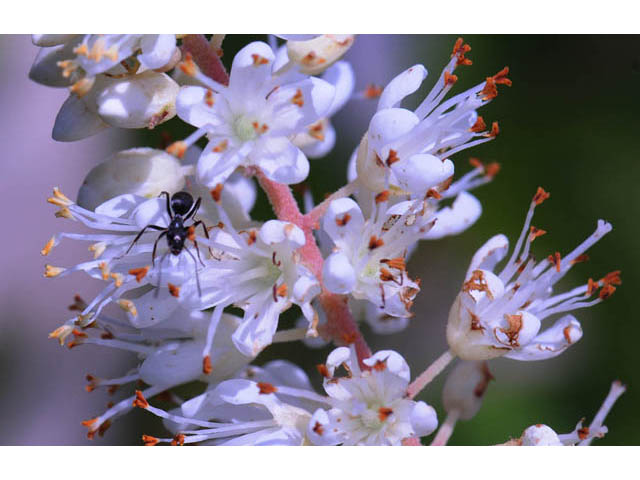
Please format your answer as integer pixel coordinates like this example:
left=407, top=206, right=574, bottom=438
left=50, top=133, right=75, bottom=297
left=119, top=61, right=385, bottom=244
left=430, top=411, right=459, bottom=446
left=181, top=35, right=229, bottom=86
left=255, top=171, right=372, bottom=366
left=407, top=350, right=454, bottom=399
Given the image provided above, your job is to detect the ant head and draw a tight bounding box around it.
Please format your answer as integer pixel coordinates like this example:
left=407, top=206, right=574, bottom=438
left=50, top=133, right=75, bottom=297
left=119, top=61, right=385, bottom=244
left=170, top=191, right=194, bottom=216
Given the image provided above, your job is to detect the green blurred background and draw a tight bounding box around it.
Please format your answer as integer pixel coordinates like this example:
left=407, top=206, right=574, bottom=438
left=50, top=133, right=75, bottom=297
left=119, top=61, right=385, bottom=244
left=1, top=35, right=637, bottom=445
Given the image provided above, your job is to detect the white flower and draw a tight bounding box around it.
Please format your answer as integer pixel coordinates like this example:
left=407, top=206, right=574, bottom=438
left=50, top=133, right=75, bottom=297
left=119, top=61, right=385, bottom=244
left=447, top=188, right=619, bottom=361
left=173, top=41, right=336, bottom=187
left=77, top=148, right=190, bottom=211
left=355, top=38, right=509, bottom=195
left=347, top=146, right=486, bottom=242
left=137, top=364, right=321, bottom=446
left=321, top=196, right=428, bottom=318
left=42, top=189, right=220, bottom=332
left=73, top=307, right=252, bottom=440
left=308, top=346, right=438, bottom=445
left=189, top=206, right=320, bottom=357
left=520, top=381, right=626, bottom=446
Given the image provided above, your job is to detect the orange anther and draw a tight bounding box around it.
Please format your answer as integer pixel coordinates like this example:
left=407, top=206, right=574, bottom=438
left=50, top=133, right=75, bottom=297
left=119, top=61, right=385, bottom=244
left=167, top=283, right=180, bottom=298
left=128, top=266, right=149, bottom=283
left=368, top=236, right=384, bottom=250
left=533, top=187, right=550, bottom=206
left=257, top=382, right=277, bottom=394
left=133, top=390, right=149, bottom=409
left=375, top=190, right=390, bottom=204
left=386, top=149, right=400, bottom=166
left=203, top=355, right=212, bottom=375
left=210, top=183, right=224, bottom=203
left=469, top=116, right=487, bottom=133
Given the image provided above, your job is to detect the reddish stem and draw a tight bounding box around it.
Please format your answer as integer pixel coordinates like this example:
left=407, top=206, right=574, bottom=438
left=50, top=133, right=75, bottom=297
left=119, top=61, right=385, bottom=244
left=181, top=35, right=229, bottom=86
left=256, top=171, right=372, bottom=365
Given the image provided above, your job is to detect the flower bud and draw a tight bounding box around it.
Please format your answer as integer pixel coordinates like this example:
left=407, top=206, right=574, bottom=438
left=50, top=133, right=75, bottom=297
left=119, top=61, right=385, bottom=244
left=286, top=35, right=355, bottom=75
left=442, top=361, right=493, bottom=420
left=521, top=424, right=562, bottom=446
left=95, top=70, right=179, bottom=129
left=77, top=148, right=187, bottom=211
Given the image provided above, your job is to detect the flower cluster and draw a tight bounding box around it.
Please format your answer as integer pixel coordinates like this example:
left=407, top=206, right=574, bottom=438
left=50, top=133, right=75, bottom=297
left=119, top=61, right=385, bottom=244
left=35, top=34, right=624, bottom=445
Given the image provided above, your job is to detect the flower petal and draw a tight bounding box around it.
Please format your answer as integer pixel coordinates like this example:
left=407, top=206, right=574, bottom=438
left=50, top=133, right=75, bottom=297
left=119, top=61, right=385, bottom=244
left=138, top=34, right=177, bottom=70
left=423, top=191, right=482, bottom=240
left=323, top=252, right=356, bottom=294
left=391, top=154, right=454, bottom=195
left=410, top=401, right=438, bottom=437
left=52, top=94, right=108, bottom=142
left=267, top=77, right=336, bottom=135
left=228, top=41, right=275, bottom=98
left=378, top=64, right=427, bottom=110
left=253, top=138, right=310, bottom=185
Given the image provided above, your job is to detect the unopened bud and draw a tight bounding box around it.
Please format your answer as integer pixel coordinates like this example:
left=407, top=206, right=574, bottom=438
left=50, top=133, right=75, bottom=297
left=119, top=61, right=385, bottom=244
left=95, top=71, right=179, bottom=129
left=287, top=35, right=355, bottom=75
left=521, top=424, right=562, bottom=446
left=77, top=148, right=187, bottom=211
left=442, top=361, right=493, bottom=420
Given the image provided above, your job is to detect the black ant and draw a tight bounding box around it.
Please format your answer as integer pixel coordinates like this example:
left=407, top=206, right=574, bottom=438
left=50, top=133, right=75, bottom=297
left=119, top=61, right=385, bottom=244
left=124, top=191, right=210, bottom=296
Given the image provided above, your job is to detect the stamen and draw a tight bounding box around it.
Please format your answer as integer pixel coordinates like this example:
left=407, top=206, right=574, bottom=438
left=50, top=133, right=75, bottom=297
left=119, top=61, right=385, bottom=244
left=368, top=236, right=384, bottom=250
left=142, top=435, right=159, bottom=446
left=529, top=226, right=547, bottom=242
left=203, top=355, right=212, bottom=374
left=374, top=191, right=389, bottom=204
left=251, top=54, right=269, bottom=66
left=167, top=283, right=180, bottom=297
left=386, top=149, right=399, bottom=166
left=179, top=52, right=197, bottom=77
left=335, top=213, right=352, bottom=226
left=44, top=264, right=65, bottom=278
left=292, top=88, right=304, bottom=107
left=533, top=187, right=551, bottom=205
left=378, top=407, right=393, bottom=421
left=210, top=183, right=224, bottom=203
left=41, top=236, right=56, bottom=256
left=257, top=382, right=277, bottom=394
left=117, top=299, right=138, bottom=317
left=166, top=141, right=187, bottom=159
left=363, top=84, right=383, bottom=99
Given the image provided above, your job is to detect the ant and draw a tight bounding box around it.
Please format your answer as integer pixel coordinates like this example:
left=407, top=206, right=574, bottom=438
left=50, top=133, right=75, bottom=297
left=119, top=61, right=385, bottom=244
left=124, top=191, right=210, bottom=296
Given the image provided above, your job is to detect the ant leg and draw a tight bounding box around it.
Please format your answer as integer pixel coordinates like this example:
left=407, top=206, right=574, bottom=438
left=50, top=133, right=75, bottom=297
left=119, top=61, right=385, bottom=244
left=159, top=191, right=173, bottom=219
left=151, top=231, right=168, bottom=266
left=184, top=247, right=202, bottom=297
left=154, top=251, right=169, bottom=299
left=184, top=196, right=202, bottom=221
left=121, top=224, right=165, bottom=257
left=191, top=220, right=213, bottom=258
left=191, top=238, right=205, bottom=267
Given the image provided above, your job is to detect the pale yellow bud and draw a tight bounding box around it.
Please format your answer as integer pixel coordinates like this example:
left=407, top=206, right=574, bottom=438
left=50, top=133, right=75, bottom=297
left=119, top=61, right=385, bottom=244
left=287, top=35, right=355, bottom=75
